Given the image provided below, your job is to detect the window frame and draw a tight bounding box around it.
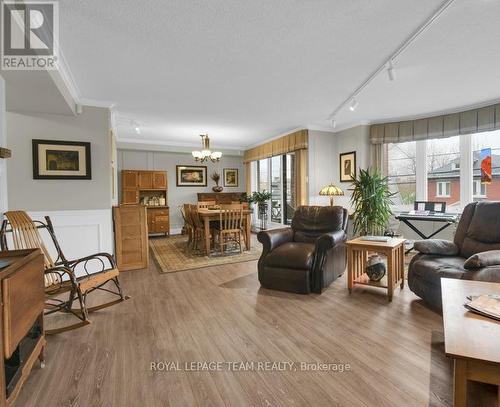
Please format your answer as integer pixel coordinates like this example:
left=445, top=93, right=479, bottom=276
left=473, top=180, right=487, bottom=198
left=436, top=181, right=451, bottom=198
left=386, top=129, right=500, bottom=213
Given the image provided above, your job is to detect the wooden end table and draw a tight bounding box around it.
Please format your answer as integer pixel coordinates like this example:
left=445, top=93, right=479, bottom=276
left=441, top=278, right=500, bottom=407
left=346, top=237, right=406, bottom=301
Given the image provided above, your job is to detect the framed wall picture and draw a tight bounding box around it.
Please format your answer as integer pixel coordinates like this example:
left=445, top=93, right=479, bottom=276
left=223, top=168, right=238, bottom=187
left=176, top=165, right=207, bottom=187
left=32, top=139, right=91, bottom=180
left=339, top=151, right=356, bottom=182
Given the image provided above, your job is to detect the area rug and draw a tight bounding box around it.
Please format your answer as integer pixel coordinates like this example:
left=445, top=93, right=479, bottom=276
left=150, top=234, right=262, bottom=273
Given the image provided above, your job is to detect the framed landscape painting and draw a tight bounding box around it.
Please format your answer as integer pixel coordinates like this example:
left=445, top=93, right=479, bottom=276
left=32, top=139, right=91, bottom=180
left=339, top=151, right=356, bottom=182
left=223, top=168, right=238, bottom=187
left=176, top=165, right=207, bottom=187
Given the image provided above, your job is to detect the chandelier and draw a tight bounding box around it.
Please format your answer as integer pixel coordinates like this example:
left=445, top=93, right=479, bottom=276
left=192, top=134, right=222, bottom=163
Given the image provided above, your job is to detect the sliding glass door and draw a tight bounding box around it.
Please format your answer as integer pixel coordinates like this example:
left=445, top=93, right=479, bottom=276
left=256, top=153, right=296, bottom=226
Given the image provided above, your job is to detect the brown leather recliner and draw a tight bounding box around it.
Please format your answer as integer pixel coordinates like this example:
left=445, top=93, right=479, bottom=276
left=257, top=206, right=348, bottom=294
left=408, top=201, right=500, bottom=311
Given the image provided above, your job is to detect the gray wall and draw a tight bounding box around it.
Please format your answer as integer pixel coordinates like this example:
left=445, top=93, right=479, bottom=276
left=308, top=126, right=370, bottom=207
left=117, top=149, right=245, bottom=231
left=0, top=76, right=7, bottom=214
left=6, top=106, right=112, bottom=211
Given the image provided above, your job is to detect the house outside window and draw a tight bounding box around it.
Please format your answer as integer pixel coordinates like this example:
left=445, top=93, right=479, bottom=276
left=436, top=181, right=451, bottom=198
left=473, top=180, right=487, bottom=198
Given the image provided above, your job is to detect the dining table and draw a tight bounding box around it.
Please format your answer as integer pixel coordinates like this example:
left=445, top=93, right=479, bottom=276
left=197, top=208, right=253, bottom=256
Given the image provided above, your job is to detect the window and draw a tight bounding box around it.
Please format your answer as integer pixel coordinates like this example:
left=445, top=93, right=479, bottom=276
left=427, top=136, right=460, bottom=211
left=436, top=181, right=451, bottom=197
left=473, top=180, right=487, bottom=198
left=387, top=141, right=416, bottom=211
left=255, top=154, right=296, bottom=226
left=472, top=129, right=500, bottom=202
left=386, top=129, right=500, bottom=213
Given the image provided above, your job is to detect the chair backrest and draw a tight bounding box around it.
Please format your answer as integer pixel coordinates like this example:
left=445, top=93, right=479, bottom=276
left=189, top=204, right=204, bottom=228
left=182, top=204, right=193, bottom=226
left=219, top=204, right=243, bottom=232
left=454, top=201, right=500, bottom=258
left=291, top=205, right=347, bottom=243
left=414, top=201, right=446, bottom=213
left=197, top=201, right=216, bottom=209
left=2, top=211, right=55, bottom=268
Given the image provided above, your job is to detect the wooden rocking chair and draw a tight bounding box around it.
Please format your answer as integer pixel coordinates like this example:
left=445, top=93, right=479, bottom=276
left=0, top=211, right=129, bottom=334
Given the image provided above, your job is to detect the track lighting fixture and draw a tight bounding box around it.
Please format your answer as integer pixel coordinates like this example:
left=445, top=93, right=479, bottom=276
left=349, top=98, right=359, bottom=112
left=387, top=61, right=396, bottom=81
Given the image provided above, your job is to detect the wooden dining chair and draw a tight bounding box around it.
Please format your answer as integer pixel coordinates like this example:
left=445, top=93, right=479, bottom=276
left=188, top=204, right=213, bottom=252
left=197, top=201, right=216, bottom=209
left=214, top=204, right=244, bottom=254
left=0, top=211, right=129, bottom=334
left=181, top=204, right=193, bottom=247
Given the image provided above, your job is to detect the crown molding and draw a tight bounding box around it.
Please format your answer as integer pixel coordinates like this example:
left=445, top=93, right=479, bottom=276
left=117, top=138, right=244, bottom=156
left=116, top=136, right=245, bottom=154
left=79, top=98, right=116, bottom=109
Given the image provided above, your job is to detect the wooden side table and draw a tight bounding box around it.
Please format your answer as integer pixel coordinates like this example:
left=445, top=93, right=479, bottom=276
left=346, top=237, right=406, bottom=301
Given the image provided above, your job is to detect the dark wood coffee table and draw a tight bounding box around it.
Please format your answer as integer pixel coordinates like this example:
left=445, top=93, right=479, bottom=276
left=441, top=278, right=500, bottom=407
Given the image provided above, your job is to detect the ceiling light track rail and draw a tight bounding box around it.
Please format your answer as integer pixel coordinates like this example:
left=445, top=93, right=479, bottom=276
left=328, top=0, right=456, bottom=122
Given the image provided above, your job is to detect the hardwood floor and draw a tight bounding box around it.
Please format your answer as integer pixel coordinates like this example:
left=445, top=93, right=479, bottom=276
left=15, top=257, right=498, bottom=407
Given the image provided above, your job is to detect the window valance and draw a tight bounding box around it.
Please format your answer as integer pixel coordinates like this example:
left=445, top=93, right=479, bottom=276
left=243, top=129, right=308, bottom=163
left=370, top=103, right=500, bottom=145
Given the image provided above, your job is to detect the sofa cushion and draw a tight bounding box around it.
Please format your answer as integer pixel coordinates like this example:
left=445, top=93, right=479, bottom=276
left=264, top=242, right=315, bottom=270
left=409, top=254, right=467, bottom=286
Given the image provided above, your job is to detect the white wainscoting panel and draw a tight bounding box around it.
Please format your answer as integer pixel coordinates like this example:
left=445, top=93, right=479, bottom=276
left=28, top=209, right=114, bottom=277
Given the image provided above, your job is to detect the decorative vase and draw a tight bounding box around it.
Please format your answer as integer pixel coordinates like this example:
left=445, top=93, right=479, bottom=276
left=212, top=185, right=223, bottom=192
left=365, top=254, right=386, bottom=282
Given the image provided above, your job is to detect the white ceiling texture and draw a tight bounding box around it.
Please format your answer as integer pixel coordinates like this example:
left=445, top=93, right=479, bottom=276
left=58, top=0, right=500, bottom=150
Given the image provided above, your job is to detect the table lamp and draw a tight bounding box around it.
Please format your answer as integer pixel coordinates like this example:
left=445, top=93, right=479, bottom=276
left=319, top=183, right=344, bottom=206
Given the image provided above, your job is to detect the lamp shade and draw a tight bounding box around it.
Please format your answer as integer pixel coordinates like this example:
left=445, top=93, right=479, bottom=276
left=319, top=183, right=344, bottom=206
left=319, top=184, right=344, bottom=197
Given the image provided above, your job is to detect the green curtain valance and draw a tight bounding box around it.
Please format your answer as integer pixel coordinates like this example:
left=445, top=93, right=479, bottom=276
left=370, top=103, right=500, bottom=144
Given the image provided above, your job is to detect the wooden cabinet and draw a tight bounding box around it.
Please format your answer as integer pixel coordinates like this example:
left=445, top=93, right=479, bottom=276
left=153, top=172, right=167, bottom=189
left=122, top=170, right=140, bottom=204
left=120, top=170, right=169, bottom=236
left=138, top=171, right=153, bottom=190
left=0, top=249, right=45, bottom=407
left=147, top=208, right=170, bottom=236
left=113, top=205, right=149, bottom=271
left=197, top=192, right=245, bottom=204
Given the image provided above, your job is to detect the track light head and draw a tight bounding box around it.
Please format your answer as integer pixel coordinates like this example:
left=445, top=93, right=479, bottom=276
left=349, top=98, right=359, bottom=112
left=331, top=118, right=336, bottom=129
left=387, top=61, right=396, bottom=81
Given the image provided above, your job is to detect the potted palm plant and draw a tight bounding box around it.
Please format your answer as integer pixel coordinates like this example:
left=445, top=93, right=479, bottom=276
left=350, top=168, right=393, bottom=236
left=350, top=169, right=394, bottom=281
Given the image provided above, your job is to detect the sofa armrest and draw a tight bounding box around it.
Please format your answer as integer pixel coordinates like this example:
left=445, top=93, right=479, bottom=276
left=413, top=239, right=459, bottom=256
left=464, top=250, right=500, bottom=270
left=257, top=228, right=294, bottom=255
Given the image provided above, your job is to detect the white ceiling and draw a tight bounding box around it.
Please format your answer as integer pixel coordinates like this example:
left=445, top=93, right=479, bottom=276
left=57, top=0, right=500, bottom=149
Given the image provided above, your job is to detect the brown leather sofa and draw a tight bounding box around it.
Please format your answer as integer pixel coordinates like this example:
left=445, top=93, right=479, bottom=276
left=257, top=206, right=348, bottom=294
left=408, top=201, right=500, bottom=310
